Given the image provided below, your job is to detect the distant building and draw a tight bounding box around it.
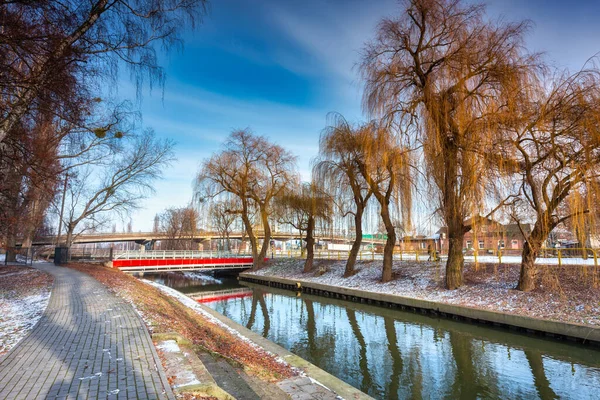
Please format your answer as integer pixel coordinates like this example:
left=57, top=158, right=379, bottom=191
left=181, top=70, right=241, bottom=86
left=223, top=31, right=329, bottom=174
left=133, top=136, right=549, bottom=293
left=398, top=235, right=439, bottom=252
left=437, top=216, right=532, bottom=253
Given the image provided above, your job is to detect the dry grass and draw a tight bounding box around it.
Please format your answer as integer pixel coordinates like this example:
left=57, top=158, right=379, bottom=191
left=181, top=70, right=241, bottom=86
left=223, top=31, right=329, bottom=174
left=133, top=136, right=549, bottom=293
left=0, top=265, right=53, bottom=297
left=67, top=263, right=295, bottom=382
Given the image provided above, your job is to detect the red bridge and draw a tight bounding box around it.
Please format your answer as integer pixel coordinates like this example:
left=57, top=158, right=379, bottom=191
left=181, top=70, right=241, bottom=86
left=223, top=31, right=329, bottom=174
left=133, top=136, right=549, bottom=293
left=111, top=250, right=255, bottom=273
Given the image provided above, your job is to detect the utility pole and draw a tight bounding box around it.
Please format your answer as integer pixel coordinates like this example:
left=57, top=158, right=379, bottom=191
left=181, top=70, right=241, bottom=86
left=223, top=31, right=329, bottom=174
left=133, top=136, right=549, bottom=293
left=56, top=172, right=69, bottom=246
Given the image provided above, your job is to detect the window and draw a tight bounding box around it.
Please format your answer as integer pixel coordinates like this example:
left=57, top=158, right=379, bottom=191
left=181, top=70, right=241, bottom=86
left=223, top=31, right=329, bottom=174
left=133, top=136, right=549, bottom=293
left=511, top=240, right=519, bottom=249
left=498, top=240, right=505, bottom=249
left=478, top=240, right=485, bottom=249
left=421, top=242, right=427, bottom=249
left=466, top=241, right=472, bottom=249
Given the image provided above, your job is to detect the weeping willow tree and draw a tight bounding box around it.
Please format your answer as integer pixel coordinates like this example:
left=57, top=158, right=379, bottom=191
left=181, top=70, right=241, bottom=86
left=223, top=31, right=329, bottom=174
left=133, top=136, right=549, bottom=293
left=275, top=181, right=332, bottom=273
left=360, top=0, right=536, bottom=289
left=197, top=130, right=296, bottom=269
left=351, top=121, right=413, bottom=283
left=500, top=68, right=600, bottom=291
left=313, top=113, right=373, bottom=277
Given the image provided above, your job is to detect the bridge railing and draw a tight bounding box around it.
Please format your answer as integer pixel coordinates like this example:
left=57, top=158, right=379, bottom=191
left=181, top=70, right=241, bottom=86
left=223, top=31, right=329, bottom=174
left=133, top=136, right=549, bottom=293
left=113, top=247, right=600, bottom=266
left=113, top=250, right=254, bottom=260
left=268, top=247, right=600, bottom=266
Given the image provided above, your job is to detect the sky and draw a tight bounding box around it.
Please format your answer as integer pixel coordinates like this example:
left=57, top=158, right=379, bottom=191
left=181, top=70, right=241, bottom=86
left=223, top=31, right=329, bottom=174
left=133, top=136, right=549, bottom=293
left=119, top=0, right=600, bottom=232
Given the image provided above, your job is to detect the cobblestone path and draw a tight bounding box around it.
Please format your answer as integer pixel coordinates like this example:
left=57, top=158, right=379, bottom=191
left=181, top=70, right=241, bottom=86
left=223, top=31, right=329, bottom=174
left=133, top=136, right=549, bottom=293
left=0, top=263, right=174, bottom=400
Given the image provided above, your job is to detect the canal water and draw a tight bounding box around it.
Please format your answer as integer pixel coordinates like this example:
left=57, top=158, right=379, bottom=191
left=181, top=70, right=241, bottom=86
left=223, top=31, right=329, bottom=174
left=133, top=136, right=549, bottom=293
left=145, top=272, right=600, bottom=399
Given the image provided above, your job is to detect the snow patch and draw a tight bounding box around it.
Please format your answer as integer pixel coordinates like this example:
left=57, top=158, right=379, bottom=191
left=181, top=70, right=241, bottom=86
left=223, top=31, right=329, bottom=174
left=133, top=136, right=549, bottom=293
left=0, top=289, right=51, bottom=354
left=156, top=340, right=180, bottom=353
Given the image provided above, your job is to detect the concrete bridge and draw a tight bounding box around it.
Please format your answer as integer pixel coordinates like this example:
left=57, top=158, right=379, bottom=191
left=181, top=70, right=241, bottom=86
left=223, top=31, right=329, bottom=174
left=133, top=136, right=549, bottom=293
left=26, top=230, right=374, bottom=247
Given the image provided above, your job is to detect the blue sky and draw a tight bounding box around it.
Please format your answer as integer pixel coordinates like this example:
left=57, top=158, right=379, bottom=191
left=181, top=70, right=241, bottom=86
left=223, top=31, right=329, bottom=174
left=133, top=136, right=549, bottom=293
left=122, top=0, right=600, bottom=231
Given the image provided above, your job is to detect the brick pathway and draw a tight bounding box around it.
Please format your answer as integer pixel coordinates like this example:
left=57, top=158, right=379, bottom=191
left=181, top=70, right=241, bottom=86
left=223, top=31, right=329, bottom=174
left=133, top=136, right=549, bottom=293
left=0, top=263, right=175, bottom=400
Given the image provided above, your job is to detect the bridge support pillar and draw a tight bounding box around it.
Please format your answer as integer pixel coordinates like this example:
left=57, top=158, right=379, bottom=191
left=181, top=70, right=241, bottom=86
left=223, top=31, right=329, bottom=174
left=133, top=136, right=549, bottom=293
left=134, top=239, right=149, bottom=252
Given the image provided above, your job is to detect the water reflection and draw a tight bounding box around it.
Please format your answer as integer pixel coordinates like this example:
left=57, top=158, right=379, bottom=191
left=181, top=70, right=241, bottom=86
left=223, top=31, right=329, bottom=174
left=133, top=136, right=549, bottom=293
left=246, top=288, right=270, bottom=337
left=146, top=274, right=600, bottom=399
left=144, top=272, right=239, bottom=293
left=525, top=349, right=558, bottom=400
left=384, top=316, right=402, bottom=398
left=205, top=282, right=600, bottom=399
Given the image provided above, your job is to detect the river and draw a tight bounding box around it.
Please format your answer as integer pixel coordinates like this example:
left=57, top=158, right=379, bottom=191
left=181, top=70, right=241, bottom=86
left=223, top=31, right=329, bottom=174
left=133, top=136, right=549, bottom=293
left=145, top=272, right=600, bottom=399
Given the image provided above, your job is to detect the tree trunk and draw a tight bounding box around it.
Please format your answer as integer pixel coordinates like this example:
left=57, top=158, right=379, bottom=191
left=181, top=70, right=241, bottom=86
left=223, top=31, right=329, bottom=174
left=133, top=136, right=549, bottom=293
left=5, top=232, right=17, bottom=262
left=445, top=232, right=465, bottom=290
left=517, top=237, right=543, bottom=291
left=440, top=124, right=468, bottom=290
left=304, top=215, right=316, bottom=273
left=345, top=207, right=364, bottom=277
left=255, top=206, right=271, bottom=270
left=240, top=202, right=259, bottom=268
left=65, top=225, right=75, bottom=249
left=380, top=203, right=397, bottom=283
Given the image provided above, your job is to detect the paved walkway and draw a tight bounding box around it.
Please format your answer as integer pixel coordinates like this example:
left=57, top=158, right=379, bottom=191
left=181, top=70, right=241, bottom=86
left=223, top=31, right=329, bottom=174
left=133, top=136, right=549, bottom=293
left=0, top=263, right=174, bottom=400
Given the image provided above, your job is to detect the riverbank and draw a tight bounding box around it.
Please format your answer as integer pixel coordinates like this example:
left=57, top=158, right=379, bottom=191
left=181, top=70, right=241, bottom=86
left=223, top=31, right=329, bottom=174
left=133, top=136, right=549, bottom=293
left=0, top=264, right=53, bottom=355
left=244, top=259, right=600, bottom=342
left=68, top=263, right=366, bottom=399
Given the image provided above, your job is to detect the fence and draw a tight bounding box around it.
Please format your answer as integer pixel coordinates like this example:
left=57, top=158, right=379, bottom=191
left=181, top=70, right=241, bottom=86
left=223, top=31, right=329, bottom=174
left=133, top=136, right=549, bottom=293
left=67, top=248, right=113, bottom=261
left=3, top=247, right=34, bottom=265
left=70, top=246, right=600, bottom=268
left=268, top=247, right=600, bottom=267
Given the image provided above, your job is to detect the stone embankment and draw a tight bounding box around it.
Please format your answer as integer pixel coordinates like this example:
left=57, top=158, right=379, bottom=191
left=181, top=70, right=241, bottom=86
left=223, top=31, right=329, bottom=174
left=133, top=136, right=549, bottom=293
left=240, top=267, right=600, bottom=347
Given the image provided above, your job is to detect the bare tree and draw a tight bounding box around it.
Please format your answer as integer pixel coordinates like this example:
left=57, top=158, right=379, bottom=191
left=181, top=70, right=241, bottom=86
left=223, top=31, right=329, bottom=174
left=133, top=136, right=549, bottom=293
left=500, top=68, right=600, bottom=291
left=57, top=130, right=174, bottom=248
left=0, top=0, right=208, bottom=143
left=209, top=199, right=239, bottom=251
left=197, top=129, right=296, bottom=269
left=352, top=121, right=413, bottom=283
left=159, top=206, right=199, bottom=250
left=314, top=113, right=374, bottom=277
left=360, top=0, right=536, bottom=289
left=0, top=97, right=136, bottom=260
left=275, top=182, right=332, bottom=273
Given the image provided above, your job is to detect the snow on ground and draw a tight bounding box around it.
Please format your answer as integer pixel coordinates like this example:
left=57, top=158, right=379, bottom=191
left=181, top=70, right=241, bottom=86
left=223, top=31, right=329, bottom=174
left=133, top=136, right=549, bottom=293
left=250, top=259, right=600, bottom=327
left=463, top=254, right=600, bottom=266
left=0, top=265, right=53, bottom=355
left=144, top=279, right=299, bottom=370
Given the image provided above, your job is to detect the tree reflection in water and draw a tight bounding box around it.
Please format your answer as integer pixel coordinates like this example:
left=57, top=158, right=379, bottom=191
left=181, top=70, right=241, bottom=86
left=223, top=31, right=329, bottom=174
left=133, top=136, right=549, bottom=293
left=525, top=349, right=558, bottom=400
left=346, top=309, right=373, bottom=393
left=383, top=316, right=403, bottom=398
left=246, top=288, right=270, bottom=337
left=198, top=281, right=600, bottom=400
